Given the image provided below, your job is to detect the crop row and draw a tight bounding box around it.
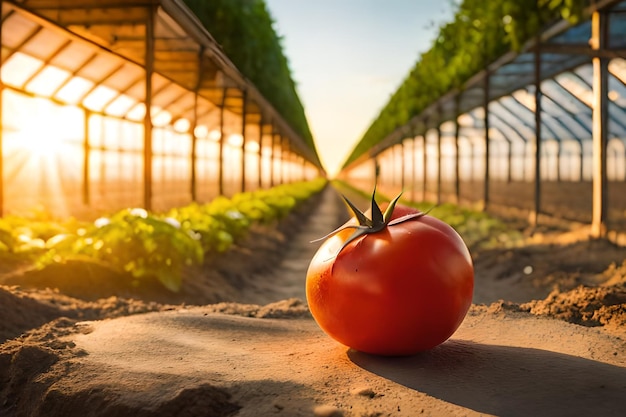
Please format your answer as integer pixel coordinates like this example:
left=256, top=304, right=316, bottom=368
left=0, top=178, right=327, bottom=292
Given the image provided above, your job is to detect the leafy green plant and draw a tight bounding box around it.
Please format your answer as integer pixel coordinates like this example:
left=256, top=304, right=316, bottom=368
left=167, top=203, right=239, bottom=254
left=0, top=214, right=76, bottom=257
left=40, top=208, right=204, bottom=292
left=22, top=179, right=327, bottom=292
left=167, top=178, right=326, bottom=254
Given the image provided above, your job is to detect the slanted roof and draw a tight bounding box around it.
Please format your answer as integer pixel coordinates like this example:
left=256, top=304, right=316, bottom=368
left=2, top=0, right=321, bottom=166
left=364, top=0, right=626, bottom=162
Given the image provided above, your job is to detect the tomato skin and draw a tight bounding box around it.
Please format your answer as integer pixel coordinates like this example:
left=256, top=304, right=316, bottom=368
left=306, top=204, right=474, bottom=356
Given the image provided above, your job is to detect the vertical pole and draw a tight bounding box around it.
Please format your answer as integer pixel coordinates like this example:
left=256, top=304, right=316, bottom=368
left=436, top=120, right=442, bottom=205
left=217, top=87, right=227, bottom=195
left=454, top=96, right=461, bottom=204
left=422, top=133, right=427, bottom=202
left=470, top=142, right=475, bottom=182
left=507, top=140, right=513, bottom=183
left=143, top=6, right=155, bottom=210
left=591, top=10, right=609, bottom=237
left=279, top=136, right=285, bottom=184
left=411, top=131, right=417, bottom=201
left=556, top=141, right=562, bottom=182
left=258, top=120, right=264, bottom=188
left=269, top=125, right=276, bottom=187
left=400, top=141, right=405, bottom=191
left=240, top=90, right=247, bottom=192
left=190, top=92, right=198, bottom=201
left=579, top=141, right=584, bottom=181
left=281, top=138, right=287, bottom=184
left=0, top=0, right=4, bottom=216
left=83, top=109, right=91, bottom=205
left=191, top=48, right=204, bottom=202
left=532, top=40, right=542, bottom=227
left=483, top=71, right=491, bottom=211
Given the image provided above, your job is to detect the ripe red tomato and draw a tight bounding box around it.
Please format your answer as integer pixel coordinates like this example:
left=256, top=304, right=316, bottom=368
left=306, top=197, right=474, bottom=356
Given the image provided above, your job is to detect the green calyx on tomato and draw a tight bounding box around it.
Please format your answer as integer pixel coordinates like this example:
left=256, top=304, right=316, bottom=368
left=313, top=188, right=429, bottom=256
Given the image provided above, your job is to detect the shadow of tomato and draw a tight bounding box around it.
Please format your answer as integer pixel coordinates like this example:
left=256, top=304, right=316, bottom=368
left=348, top=339, right=626, bottom=417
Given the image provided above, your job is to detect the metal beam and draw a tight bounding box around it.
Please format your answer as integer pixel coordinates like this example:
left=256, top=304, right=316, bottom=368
left=217, top=87, right=228, bottom=195
left=0, top=0, right=5, bottom=216
left=436, top=116, right=442, bottom=205
left=483, top=70, right=491, bottom=210
left=143, top=6, right=154, bottom=210
left=532, top=39, right=543, bottom=228
left=83, top=109, right=91, bottom=205
left=399, top=142, right=405, bottom=191
left=591, top=10, right=609, bottom=237
left=257, top=118, right=263, bottom=189
left=422, top=133, right=427, bottom=202
left=190, top=46, right=204, bottom=202
left=240, top=90, right=247, bottom=192
left=269, top=124, right=276, bottom=187
left=454, top=95, right=461, bottom=203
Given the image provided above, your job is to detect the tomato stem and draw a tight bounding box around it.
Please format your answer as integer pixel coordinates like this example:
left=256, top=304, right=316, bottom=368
left=311, top=188, right=431, bottom=256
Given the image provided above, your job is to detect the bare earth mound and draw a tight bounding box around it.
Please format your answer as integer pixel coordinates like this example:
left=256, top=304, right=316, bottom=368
left=1, top=188, right=626, bottom=416
left=1, top=304, right=625, bottom=417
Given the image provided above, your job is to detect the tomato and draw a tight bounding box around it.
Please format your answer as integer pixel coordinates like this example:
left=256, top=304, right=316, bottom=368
left=306, top=192, right=474, bottom=356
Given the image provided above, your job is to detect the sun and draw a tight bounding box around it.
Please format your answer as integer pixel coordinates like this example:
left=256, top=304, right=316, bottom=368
left=3, top=93, right=84, bottom=216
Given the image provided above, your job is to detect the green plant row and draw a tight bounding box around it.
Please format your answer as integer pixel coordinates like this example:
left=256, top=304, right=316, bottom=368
left=343, top=0, right=587, bottom=168
left=0, top=178, right=327, bottom=292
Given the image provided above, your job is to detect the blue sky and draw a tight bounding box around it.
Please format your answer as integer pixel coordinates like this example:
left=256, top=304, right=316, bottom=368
left=264, top=0, right=456, bottom=175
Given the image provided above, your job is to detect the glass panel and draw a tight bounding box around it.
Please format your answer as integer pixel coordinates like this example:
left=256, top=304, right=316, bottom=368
left=83, top=84, right=118, bottom=112
left=494, top=98, right=539, bottom=136
left=105, top=94, right=137, bottom=118
left=1, top=52, right=44, bottom=87
left=21, top=28, right=67, bottom=60
left=50, top=41, right=95, bottom=71
left=514, top=88, right=581, bottom=141
left=152, top=82, right=187, bottom=107
left=25, top=65, right=71, bottom=97
left=126, top=103, right=146, bottom=121
left=102, top=62, right=144, bottom=91
left=77, top=53, right=123, bottom=82
left=2, top=11, right=38, bottom=49
left=609, top=58, right=626, bottom=85
left=555, top=71, right=593, bottom=107
left=609, top=11, right=626, bottom=48
left=542, top=78, right=590, bottom=113
left=55, top=76, right=94, bottom=104
left=122, top=78, right=146, bottom=103
left=489, top=103, right=534, bottom=139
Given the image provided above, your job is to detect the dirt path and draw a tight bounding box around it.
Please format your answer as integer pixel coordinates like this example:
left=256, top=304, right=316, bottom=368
left=235, top=186, right=349, bottom=305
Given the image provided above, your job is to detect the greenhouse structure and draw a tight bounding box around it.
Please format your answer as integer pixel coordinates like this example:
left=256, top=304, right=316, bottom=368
left=0, top=0, right=322, bottom=219
left=340, top=0, right=626, bottom=242
left=2, top=0, right=626, bottom=245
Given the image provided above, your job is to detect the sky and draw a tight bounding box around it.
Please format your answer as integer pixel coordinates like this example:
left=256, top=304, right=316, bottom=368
left=264, top=0, right=456, bottom=176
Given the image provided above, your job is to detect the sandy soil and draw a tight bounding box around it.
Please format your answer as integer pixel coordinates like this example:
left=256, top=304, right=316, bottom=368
left=1, top=186, right=625, bottom=416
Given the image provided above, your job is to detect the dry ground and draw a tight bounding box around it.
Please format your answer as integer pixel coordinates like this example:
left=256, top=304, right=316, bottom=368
left=1, top=186, right=625, bottom=416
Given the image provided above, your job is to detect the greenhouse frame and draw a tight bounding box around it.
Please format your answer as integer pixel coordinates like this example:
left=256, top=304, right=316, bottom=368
left=1, top=0, right=322, bottom=219
left=340, top=0, right=626, bottom=242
